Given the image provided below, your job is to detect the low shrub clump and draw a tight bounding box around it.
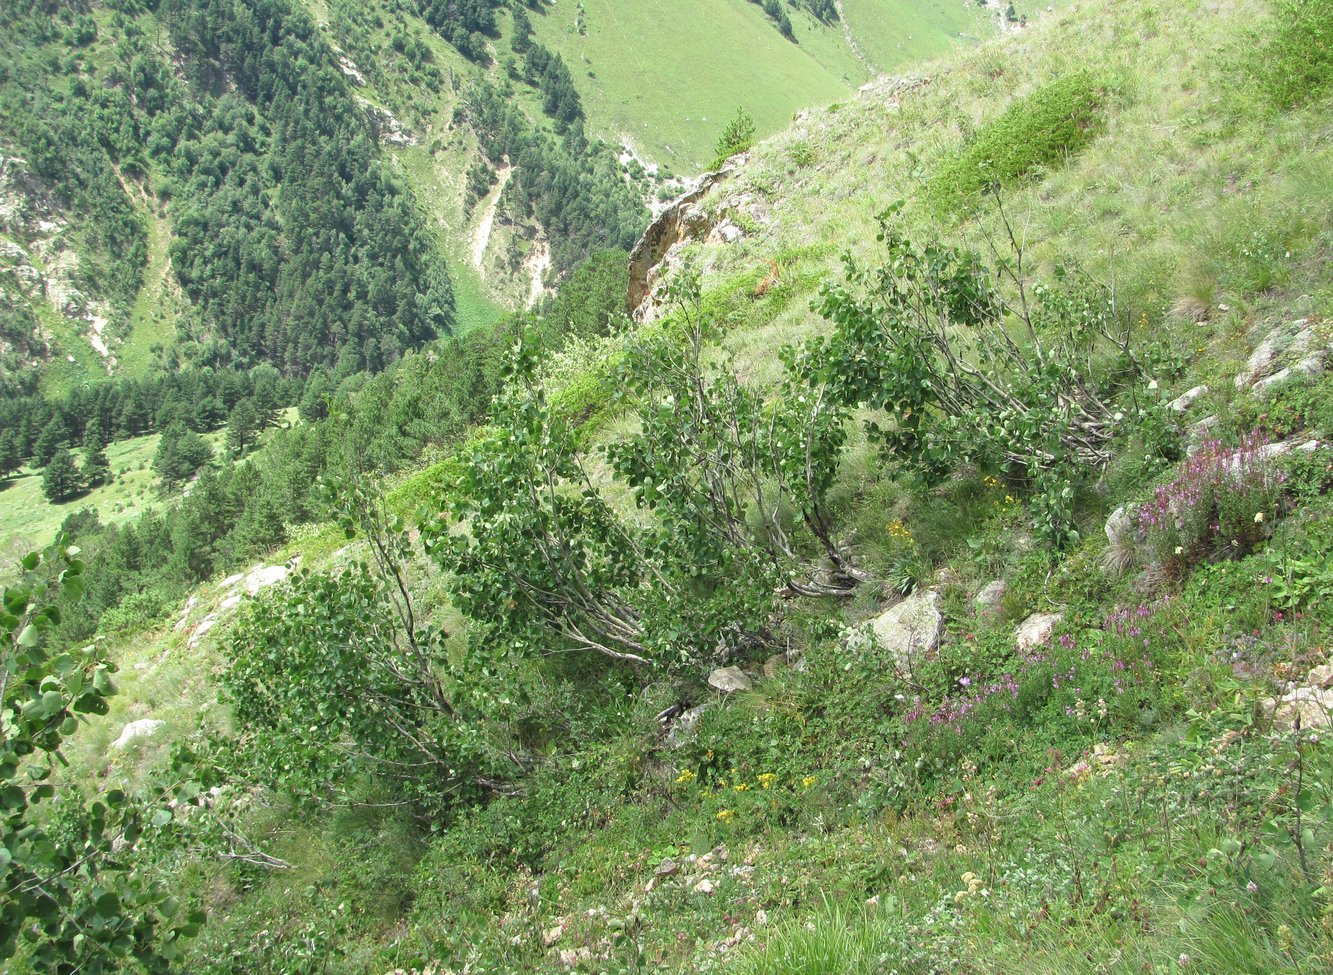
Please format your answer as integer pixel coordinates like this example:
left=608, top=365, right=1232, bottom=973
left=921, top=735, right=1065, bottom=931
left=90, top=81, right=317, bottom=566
left=1138, top=431, right=1284, bottom=579
left=931, top=72, right=1108, bottom=208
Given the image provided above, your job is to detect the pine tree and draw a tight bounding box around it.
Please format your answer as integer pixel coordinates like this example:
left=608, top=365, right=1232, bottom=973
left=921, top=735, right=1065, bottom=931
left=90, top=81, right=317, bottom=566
left=82, top=443, right=112, bottom=489
left=226, top=399, right=262, bottom=457
left=42, top=448, right=82, bottom=503
left=713, top=107, right=757, bottom=168
left=511, top=6, right=533, bottom=52
left=33, top=417, right=70, bottom=468
left=0, top=430, right=19, bottom=481
left=82, top=423, right=105, bottom=453
left=298, top=369, right=334, bottom=423
left=154, top=423, right=213, bottom=489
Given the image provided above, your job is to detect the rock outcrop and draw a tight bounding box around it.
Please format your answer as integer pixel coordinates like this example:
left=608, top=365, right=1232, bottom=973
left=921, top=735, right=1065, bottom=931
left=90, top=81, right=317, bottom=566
left=1, top=154, right=115, bottom=367
left=1234, top=318, right=1327, bottom=395
left=1264, top=663, right=1333, bottom=730
left=627, top=163, right=738, bottom=320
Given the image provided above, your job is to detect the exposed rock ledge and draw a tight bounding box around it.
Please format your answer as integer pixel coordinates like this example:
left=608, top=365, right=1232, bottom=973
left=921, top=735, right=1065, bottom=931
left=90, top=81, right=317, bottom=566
left=627, top=157, right=743, bottom=322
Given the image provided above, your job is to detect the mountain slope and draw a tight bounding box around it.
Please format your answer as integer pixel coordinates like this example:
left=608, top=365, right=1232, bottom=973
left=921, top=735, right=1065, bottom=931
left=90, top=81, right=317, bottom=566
left=22, top=0, right=1333, bottom=972
left=0, top=0, right=991, bottom=394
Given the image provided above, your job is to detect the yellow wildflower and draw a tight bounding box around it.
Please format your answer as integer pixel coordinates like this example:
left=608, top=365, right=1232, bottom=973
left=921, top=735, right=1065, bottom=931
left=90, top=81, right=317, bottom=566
left=716, top=809, right=735, bottom=821
left=756, top=773, right=778, bottom=790
left=801, top=775, right=818, bottom=790
left=675, top=768, right=697, bottom=784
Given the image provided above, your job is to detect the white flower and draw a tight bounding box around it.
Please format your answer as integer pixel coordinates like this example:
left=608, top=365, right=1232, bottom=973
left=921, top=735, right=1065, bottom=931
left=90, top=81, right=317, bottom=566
left=1174, top=546, right=1184, bottom=555
left=1147, top=379, right=1159, bottom=391
left=1253, top=512, right=1265, bottom=523
left=1113, top=411, right=1124, bottom=422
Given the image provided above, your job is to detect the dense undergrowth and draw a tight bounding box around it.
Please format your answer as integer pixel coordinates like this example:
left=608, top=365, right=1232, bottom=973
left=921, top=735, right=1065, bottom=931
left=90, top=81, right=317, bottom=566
left=5, top=0, right=1333, bottom=972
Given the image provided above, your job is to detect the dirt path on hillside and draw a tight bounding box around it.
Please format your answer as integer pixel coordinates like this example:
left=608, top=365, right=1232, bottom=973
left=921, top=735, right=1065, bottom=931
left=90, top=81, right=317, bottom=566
left=470, top=163, right=513, bottom=273
left=833, top=0, right=876, bottom=78
left=114, top=166, right=173, bottom=300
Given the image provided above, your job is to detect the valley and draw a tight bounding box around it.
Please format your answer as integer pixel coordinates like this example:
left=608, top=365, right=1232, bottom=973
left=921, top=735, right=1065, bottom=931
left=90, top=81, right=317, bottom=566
left=1, top=0, right=1331, bottom=973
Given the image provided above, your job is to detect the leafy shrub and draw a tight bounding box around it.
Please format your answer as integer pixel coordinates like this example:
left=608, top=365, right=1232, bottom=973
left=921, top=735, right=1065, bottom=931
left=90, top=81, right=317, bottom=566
left=1, top=540, right=202, bottom=970
left=931, top=72, right=1107, bottom=207
left=808, top=207, right=1154, bottom=549
left=97, top=585, right=179, bottom=634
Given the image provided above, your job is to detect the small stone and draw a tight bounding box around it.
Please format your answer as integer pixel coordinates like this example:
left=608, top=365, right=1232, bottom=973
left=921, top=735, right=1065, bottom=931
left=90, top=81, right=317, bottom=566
left=693, top=878, right=716, bottom=895
left=1307, top=664, right=1333, bottom=689
left=708, top=666, right=752, bottom=694
left=974, top=580, right=1006, bottom=615
left=1167, top=385, right=1209, bottom=413
left=655, top=858, right=679, bottom=877
left=188, top=616, right=216, bottom=648
left=1189, top=414, right=1220, bottom=439
left=667, top=702, right=712, bottom=748
left=871, top=589, right=943, bottom=674
left=542, top=925, right=563, bottom=947
left=112, top=719, right=165, bottom=749
left=1015, top=612, right=1063, bottom=650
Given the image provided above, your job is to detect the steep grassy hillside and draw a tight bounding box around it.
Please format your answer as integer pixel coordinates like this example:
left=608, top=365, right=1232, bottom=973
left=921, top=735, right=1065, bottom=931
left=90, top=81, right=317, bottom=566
left=9, top=0, right=1333, bottom=972
left=523, top=0, right=986, bottom=166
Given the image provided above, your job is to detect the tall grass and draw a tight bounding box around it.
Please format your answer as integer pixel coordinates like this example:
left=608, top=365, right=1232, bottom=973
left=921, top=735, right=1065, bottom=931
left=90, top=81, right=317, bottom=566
left=732, top=901, right=895, bottom=975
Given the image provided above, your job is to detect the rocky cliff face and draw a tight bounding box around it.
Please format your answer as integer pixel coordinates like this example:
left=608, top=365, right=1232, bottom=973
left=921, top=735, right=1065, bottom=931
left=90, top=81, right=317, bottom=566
left=627, top=161, right=741, bottom=322
left=0, top=154, right=115, bottom=373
